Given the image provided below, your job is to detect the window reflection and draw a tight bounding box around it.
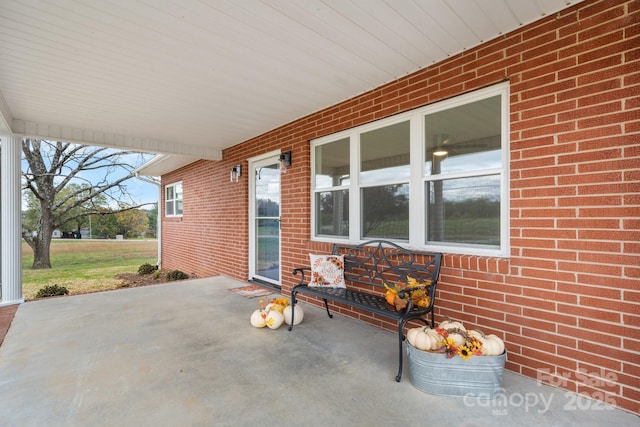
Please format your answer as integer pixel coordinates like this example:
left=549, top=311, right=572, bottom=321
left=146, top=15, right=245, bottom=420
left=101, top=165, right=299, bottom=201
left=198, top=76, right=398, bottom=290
left=315, top=138, right=350, bottom=189
left=362, top=184, right=409, bottom=240
left=360, top=121, right=410, bottom=184
left=427, top=176, right=500, bottom=247
left=316, top=190, right=349, bottom=237
left=425, top=96, right=501, bottom=176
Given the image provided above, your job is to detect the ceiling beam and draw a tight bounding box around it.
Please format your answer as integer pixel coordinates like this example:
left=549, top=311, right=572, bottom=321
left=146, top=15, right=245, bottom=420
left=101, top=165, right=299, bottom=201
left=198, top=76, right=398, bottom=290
left=9, top=118, right=221, bottom=160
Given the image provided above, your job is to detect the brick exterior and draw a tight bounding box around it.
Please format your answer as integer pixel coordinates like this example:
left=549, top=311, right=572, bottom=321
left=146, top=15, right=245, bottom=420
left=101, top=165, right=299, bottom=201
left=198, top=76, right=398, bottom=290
left=161, top=0, right=639, bottom=414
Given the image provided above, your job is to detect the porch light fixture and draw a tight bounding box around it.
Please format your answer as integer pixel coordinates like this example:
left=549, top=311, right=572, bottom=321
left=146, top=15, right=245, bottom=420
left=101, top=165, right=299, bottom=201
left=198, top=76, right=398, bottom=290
left=433, top=134, right=449, bottom=157
left=230, top=165, right=242, bottom=182
left=279, top=151, right=292, bottom=173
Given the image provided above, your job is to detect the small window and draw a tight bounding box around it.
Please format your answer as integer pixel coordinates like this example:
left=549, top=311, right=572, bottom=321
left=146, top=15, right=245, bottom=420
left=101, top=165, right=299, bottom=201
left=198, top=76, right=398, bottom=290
left=165, top=182, right=183, bottom=217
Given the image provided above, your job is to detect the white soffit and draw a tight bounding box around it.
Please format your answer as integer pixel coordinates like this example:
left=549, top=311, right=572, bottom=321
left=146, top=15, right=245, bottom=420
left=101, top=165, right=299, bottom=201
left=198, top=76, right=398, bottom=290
left=134, top=154, right=199, bottom=177
left=0, top=0, right=584, bottom=158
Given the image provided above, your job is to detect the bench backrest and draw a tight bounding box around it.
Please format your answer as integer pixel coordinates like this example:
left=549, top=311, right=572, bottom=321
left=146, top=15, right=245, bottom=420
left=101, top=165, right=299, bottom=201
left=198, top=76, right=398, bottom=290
left=331, top=240, right=442, bottom=297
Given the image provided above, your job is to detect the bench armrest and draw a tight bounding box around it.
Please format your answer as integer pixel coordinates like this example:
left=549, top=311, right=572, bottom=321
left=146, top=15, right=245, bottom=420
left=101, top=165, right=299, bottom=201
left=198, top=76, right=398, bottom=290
left=292, top=267, right=311, bottom=286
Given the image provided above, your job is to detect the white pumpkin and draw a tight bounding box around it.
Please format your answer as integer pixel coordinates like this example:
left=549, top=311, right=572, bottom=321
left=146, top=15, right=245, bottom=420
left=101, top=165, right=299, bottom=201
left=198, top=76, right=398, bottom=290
left=407, top=327, right=441, bottom=351
left=439, top=319, right=466, bottom=332
left=467, top=329, right=505, bottom=356
left=283, top=305, right=304, bottom=326
left=250, top=309, right=267, bottom=328
left=265, top=310, right=285, bottom=330
left=447, top=330, right=467, bottom=347
left=406, top=327, right=422, bottom=345
left=481, top=334, right=505, bottom=356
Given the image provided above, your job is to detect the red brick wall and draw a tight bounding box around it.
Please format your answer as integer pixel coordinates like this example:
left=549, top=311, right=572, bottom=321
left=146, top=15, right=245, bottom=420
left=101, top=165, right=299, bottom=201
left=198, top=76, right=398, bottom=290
left=162, top=0, right=639, bottom=414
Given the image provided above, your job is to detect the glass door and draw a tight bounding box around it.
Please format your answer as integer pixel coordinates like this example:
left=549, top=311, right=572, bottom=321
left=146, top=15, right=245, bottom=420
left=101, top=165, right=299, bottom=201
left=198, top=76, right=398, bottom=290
left=249, top=155, right=281, bottom=285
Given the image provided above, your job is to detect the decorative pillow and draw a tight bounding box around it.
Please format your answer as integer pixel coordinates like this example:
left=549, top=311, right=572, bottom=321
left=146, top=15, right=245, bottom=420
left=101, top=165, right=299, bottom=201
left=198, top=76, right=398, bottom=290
left=308, top=254, right=345, bottom=288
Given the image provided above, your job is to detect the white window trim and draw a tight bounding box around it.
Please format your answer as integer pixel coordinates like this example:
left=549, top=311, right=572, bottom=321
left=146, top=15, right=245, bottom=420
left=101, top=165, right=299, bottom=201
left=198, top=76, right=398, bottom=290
left=165, top=181, right=183, bottom=218
left=311, top=82, right=510, bottom=258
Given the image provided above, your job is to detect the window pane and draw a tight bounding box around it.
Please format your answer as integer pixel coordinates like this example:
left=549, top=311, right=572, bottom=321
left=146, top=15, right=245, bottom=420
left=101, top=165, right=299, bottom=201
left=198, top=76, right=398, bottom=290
left=315, top=138, right=350, bottom=189
left=426, top=175, right=500, bottom=246
left=360, top=121, right=410, bottom=184
left=175, top=182, right=183, bottom=199
left=256, top=165, right=280, bottom=217
left=176, top=200, right=183, bottom=215
left=425, top=95, right=501, bottom=176
left=361, top=184, right=409, bottom=240
left=315, top=190, right=349, bottom=237
left=166, top=186, right=174, bottom=201
left=256, top=218, right=280, bottom=281
left=166, top=201, right=174, bottom=216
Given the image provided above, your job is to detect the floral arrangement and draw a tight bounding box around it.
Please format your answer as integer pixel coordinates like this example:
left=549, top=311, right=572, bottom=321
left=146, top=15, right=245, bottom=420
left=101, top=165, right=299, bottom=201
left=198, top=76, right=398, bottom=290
left=435, top=327, right=483, bottom=360
left=407, top=318, right=505, bottom=359
left=384, top=276, right=432, bottom=311
left=260, top=296, right=289, bottom=313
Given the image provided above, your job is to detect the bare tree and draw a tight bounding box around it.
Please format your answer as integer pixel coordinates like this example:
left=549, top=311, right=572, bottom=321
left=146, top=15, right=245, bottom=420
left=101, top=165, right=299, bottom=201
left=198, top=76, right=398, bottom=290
left=22, top=139, right=152, bottom=269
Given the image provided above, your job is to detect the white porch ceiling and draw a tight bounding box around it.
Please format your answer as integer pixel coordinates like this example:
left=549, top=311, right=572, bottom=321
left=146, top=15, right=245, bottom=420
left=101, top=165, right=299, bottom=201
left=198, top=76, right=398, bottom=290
left=0, top=0, right=584, bottom=161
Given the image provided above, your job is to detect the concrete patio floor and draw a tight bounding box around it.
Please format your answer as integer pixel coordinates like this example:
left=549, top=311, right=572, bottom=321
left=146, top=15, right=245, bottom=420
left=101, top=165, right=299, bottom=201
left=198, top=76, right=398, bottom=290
left=0, top=276, right=637, bottom=427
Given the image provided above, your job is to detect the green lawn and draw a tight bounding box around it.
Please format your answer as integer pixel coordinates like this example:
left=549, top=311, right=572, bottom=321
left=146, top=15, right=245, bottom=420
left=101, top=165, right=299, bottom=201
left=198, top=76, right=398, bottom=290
left=21, top=239, right=158, bottom=300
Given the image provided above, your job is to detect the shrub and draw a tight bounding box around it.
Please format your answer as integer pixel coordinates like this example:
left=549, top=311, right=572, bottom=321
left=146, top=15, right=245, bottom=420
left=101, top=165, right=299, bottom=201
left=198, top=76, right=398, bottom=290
left=153, top=271, right=161, bottom=279
left=137, top=263, right=156, bottom=275
left=35, top=284, right=69, bottom=298
left=166, top=270, right=189, bottom=281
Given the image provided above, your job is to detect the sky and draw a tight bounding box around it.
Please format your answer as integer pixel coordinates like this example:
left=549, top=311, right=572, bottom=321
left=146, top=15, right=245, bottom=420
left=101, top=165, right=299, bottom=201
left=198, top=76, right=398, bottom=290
left=21, top=143, right=160, bottom=210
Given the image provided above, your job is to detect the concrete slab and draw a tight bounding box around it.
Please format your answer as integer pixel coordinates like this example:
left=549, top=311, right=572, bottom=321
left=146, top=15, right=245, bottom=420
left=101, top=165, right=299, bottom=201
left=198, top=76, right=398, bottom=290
left=0, top=276, right=637, bottom=426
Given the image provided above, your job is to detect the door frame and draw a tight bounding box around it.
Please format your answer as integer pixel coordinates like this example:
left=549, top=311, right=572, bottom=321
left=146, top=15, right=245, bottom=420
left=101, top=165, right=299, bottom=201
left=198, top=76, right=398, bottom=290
left=248, top=150, right=283, bottom=286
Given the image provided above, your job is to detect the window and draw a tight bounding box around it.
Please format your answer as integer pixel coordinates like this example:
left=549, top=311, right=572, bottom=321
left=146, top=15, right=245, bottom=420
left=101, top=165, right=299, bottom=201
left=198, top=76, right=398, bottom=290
left=311, top=83, right=509, bottom=256
left=314, top=138, right=350, bottom=237
left=360, top=121, right=410, bottom=240
left=425, top=95, right=503, bottom=248
left=165, top=182, right=183, bottom=217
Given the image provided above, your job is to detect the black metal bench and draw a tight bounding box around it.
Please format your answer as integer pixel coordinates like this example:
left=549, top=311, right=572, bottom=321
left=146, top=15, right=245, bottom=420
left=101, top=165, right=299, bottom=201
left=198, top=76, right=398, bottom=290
left=288, top=240, right=442, bottom=382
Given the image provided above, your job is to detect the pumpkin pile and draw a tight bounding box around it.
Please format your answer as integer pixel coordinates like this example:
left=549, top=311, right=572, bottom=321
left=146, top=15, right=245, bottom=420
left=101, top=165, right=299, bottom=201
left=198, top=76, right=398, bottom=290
left=250, top=297, right=304, bottom=330
left=384, top=277, right=432, bottom=312
left=406, top=318, right=505, bottom=359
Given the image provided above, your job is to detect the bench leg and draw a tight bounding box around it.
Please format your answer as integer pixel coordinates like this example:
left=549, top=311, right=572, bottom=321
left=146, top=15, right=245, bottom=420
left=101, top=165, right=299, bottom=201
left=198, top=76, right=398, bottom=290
left=288, top=291, right=298, bottom=331
left=396, top=320, right=405, bottom=382
left=323, top=298, right=333, bottom=319
left=396, top=314, right=432, bottom=381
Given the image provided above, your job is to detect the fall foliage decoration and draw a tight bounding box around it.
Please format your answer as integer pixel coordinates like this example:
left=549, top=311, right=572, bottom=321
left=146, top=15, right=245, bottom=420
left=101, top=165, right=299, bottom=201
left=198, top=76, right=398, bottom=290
left=384, top=277, right=432, bottom=311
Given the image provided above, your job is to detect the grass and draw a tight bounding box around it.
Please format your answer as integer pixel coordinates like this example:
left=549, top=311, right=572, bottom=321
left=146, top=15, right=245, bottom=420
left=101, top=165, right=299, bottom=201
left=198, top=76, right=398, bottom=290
left=21, top=239, right=158, bottom=300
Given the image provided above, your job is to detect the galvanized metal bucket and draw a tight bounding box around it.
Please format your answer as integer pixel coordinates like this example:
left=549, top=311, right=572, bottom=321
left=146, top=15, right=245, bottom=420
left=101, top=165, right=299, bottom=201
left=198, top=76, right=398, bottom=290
left=407, top=343, right=506, bottom=398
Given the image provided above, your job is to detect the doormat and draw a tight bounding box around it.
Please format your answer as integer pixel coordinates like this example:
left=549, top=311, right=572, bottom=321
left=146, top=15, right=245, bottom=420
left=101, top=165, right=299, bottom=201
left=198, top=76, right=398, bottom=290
left=229, top=284, right=275, bottom=299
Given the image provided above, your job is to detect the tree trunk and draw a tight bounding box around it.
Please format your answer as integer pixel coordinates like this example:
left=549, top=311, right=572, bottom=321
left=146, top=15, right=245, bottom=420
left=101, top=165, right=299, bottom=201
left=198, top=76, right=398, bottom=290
left=30, top=209, right=55, bottom=269
left=31, top=234, right=52, bottom=269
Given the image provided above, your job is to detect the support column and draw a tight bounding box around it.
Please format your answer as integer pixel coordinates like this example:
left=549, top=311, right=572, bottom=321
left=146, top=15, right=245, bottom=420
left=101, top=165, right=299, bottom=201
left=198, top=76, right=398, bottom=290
left=1, top=135, right=24, bottom=305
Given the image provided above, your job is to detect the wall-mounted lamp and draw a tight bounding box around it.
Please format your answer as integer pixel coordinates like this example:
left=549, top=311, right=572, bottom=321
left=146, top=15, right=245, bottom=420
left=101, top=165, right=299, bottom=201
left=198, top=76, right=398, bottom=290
left=230, top=165, right=242, bottom=182
left=433, top=134, right=450, bottom=157
left=279, top=151, right=292, bottom=174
